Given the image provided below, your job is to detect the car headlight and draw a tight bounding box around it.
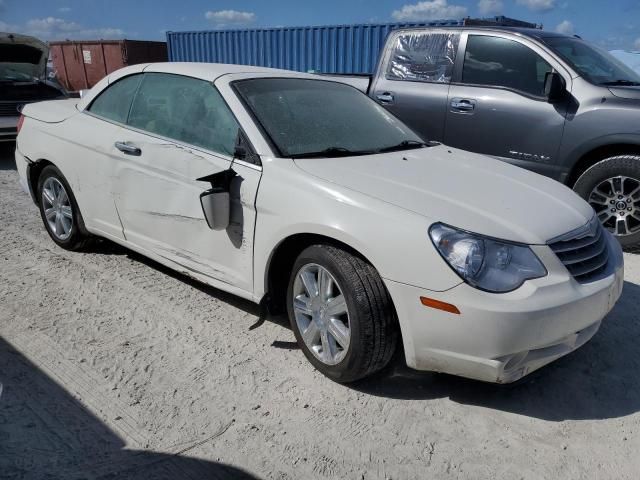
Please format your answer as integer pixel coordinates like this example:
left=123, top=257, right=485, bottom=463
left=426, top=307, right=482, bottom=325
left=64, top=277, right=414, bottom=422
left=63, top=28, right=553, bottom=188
left=429, top=223, right=547, bottom=293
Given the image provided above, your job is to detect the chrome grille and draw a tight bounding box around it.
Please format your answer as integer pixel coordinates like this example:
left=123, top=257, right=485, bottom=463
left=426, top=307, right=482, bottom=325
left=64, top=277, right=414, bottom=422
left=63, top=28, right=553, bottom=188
left=0, top=102, right=24, bottom=116
left=549, top=217, right=610, bottom=283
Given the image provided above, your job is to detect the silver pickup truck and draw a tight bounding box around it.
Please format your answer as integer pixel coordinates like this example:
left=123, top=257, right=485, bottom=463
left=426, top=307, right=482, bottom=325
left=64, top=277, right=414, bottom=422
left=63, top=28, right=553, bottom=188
left=332, top=26, right=640, bottom=249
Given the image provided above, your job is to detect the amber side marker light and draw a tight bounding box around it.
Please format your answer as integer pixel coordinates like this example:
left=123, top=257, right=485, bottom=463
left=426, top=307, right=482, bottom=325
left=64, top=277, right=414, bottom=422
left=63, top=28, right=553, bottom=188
left=420, top=296, right=460, bottom=315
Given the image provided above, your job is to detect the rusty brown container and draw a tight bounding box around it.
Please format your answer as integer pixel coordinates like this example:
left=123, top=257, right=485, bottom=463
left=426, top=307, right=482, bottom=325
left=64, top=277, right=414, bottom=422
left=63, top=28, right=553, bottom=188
left=49, top=40, right=167, bottom=91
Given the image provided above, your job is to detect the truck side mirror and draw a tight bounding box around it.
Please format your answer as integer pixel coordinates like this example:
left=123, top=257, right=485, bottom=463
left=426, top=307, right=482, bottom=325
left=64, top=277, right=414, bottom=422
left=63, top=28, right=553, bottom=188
left=544, top=72, right=565, bottom=103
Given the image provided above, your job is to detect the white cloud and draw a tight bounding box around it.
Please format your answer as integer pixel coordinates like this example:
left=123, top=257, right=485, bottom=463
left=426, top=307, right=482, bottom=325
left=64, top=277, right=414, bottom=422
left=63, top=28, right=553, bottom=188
left=205, top=9, right=256, bottom=27
left=478, top=0, right=503, bottom=15
left=0, top=20, right=18, bottom=32
left=555, top=20, right=574, bottom=35
left=635, top=38, right=640, bottom=50
left=58, top=7, right=71, bottom=13
left=516, top=0, right=556, bottom=12
left=392, top=0, right=467, bottom=21
left=24, top=17, right=124, bottom=40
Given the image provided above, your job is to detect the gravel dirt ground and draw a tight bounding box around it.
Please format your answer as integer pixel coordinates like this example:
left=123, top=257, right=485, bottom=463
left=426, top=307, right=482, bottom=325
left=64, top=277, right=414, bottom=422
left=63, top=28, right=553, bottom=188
left=1, top=143, right=639, bottom=480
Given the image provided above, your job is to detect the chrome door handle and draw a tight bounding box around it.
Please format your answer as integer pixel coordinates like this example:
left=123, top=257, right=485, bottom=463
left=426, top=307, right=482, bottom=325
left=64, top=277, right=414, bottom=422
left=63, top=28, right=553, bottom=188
left=115, top=141, right=141, bottom=156
left=450, top=99, right=476, bottom=112
left=376, top=92, right=394, bottom=104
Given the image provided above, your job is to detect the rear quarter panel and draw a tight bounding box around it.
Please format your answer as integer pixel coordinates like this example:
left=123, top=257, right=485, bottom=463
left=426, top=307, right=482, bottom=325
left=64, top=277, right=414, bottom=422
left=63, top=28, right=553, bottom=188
left=17, top=108, right=124, bottom=238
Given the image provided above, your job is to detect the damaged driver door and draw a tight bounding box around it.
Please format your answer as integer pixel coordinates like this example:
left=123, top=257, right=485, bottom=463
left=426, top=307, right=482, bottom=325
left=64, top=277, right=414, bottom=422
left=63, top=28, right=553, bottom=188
left=111, top=73, right=261, bottom=295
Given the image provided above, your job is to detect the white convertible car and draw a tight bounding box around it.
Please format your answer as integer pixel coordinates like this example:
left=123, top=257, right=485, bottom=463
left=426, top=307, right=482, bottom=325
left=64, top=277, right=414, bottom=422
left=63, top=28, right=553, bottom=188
left=15, top=63, right=624, bottom=383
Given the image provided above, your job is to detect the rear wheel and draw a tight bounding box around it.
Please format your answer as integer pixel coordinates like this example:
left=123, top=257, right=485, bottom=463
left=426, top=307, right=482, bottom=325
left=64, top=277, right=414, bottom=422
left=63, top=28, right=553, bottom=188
left=287, top=244, right=398, bottom=383
left=37, top=165, right=91, bottom=251
left=573, top=155, right=640, bottom=249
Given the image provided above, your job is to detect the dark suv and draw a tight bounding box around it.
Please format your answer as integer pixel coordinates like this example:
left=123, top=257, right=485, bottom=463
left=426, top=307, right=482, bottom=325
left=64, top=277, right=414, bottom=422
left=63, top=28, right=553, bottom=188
left=1, top=32, right=66, bottom=143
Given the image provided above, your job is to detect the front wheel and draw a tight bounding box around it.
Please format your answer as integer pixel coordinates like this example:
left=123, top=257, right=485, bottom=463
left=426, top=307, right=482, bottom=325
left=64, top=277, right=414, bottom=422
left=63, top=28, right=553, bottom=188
left=286, top=244, right=398, bottom=383
left=573, top=155, right=640, bottom=249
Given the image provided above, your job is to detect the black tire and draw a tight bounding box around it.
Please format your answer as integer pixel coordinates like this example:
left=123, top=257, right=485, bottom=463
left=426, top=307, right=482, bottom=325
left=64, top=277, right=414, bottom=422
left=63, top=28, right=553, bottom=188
left=573, top=155, right=640, bottom=250
left=37, top=165, right=91, bottom=251
left=286, top=244, right=398, bottom=383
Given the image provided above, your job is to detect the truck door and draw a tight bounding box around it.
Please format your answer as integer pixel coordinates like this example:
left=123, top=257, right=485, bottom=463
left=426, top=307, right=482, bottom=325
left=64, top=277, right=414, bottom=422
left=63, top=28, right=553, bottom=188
left=444, top=33, right=570, bottom=179
left=370, top=30, right=461, bottom=143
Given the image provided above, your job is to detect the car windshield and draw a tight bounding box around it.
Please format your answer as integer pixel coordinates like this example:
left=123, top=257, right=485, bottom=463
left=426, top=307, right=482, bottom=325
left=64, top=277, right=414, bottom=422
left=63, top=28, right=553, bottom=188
left=0, top=63, right=37, bottom=82
left=233, top=78, right=425, bottom=158
left=543, top=36, right=640, bottom=86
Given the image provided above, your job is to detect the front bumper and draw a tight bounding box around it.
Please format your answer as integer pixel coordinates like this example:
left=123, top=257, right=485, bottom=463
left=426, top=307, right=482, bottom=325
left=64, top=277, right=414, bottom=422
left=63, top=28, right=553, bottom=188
left=0, top=116, right=19, bottom=143
left=385, top=233, right=624, bottom=383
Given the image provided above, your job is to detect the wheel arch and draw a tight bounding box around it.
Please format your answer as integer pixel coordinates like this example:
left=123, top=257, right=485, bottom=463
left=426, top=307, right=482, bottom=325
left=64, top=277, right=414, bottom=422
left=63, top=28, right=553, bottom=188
left=26, top=158, right=56, bottom=204
left=567, top=143, right=640, bottom=187
left=263, top=232, right=382, bottom=314
left=29, top=160, right=91, bottom=238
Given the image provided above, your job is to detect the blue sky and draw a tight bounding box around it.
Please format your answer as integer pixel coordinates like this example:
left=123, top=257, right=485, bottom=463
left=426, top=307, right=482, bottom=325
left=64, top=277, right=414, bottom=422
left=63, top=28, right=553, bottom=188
left=1, top=0, right=639, bottom=50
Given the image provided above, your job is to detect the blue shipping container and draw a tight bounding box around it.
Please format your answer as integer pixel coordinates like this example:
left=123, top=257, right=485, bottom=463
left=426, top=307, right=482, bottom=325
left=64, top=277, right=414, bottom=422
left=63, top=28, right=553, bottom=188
left=166, top=21, right=464, bottom=74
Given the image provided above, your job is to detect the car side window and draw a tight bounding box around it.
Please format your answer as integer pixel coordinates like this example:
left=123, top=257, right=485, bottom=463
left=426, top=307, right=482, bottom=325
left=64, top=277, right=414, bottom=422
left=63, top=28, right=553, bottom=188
left=462, top=35, right=553, bottom=97
left=386, top=32, right=460, bottom=83
left=127, top=73, right=240, bottom=157
left=88, top=74, right=142, bottom=123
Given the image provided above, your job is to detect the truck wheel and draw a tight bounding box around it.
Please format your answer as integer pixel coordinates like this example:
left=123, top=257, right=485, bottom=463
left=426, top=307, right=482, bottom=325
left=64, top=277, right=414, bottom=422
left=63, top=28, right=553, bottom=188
left=573, top=155, right=640, bottom=249
left=286, top=244, right=398, bottom=383
left=37, top=165, right=91, bottom=251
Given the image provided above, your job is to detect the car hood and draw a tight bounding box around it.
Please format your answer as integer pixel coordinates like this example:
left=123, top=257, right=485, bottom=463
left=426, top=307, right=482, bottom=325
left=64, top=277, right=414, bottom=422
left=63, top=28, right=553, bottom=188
left=0, top=32, right=49, bottom=81
left=294, top=145, right=594, bottom=245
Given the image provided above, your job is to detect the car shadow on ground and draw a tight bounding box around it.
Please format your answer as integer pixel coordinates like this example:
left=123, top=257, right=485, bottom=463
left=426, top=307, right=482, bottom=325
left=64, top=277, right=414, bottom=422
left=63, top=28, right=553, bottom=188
left=352, top=280, right=640, bottom=421
left=0, top=337, right=261, bottom=480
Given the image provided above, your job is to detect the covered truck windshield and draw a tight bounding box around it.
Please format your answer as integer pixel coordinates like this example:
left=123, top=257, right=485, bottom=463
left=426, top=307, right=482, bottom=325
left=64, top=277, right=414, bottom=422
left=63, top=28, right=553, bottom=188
left=233, top=78, right=425, bottom=158
left=544, top=36, right=640, bottom=86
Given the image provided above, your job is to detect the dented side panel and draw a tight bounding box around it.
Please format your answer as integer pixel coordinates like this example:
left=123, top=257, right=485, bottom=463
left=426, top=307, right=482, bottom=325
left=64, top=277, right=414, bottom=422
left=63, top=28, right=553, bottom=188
left=110, top=129, right=261, bottom=293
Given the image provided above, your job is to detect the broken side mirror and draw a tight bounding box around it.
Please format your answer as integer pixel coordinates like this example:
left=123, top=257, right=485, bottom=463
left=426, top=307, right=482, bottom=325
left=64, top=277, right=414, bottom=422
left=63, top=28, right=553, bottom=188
left=234, top=143, right=248, bottom=160
left=197, top=130, right=255, bottom=230
left=544, top=72, right=566, bottom=103
left=200, top=187, right=230, bottom=231
left=197, top=169, right=237, bottom=231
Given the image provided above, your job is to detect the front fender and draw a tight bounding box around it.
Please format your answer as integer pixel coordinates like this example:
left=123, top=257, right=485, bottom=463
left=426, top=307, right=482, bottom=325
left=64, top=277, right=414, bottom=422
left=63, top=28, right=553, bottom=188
left=252, top=161, right=462, bottom=299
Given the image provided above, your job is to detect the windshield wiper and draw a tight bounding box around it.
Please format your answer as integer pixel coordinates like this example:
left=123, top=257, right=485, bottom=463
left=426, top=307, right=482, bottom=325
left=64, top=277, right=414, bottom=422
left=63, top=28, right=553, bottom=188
left=600, top=79, right=640, bottom=86
left=290, top=146, right=374, bottom=159
left=375, top=140, right=428, bottom=154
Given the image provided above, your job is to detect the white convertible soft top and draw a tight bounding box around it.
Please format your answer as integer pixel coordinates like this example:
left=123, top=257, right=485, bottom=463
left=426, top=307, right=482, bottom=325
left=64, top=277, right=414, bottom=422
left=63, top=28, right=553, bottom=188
left=76, top=62, right=364, bottom=110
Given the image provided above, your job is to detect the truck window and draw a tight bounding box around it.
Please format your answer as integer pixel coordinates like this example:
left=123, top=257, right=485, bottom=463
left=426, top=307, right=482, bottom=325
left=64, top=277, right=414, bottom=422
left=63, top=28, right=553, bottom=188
left=386, top=32, right=460, bottom=83
left=462, top=35, right=553, bottom=97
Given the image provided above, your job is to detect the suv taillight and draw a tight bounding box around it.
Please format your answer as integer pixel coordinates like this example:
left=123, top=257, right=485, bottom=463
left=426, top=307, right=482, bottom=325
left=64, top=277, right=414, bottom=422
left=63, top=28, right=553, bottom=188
left=16, top=115, right=24, bottom=134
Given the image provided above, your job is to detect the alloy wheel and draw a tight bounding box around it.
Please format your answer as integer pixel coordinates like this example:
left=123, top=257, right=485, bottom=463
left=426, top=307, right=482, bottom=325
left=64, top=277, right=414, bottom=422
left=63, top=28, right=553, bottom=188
left=42, top=177, right=73, bottom=241
left=588, top=175, right=640, bottom=237
left=292, top=263, right=351, bottom=365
